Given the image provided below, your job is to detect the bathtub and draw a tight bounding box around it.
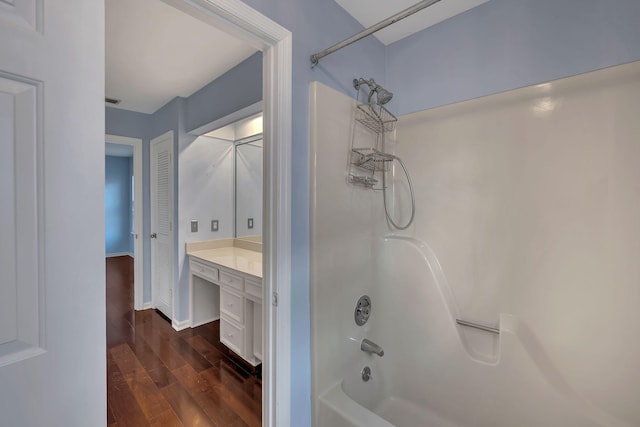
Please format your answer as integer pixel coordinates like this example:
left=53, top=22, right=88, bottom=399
left=318, top=357, right=458, bottom=427
left=317, top=327, right=631, bottom=427
left=314, top=236, right=634, bottom=427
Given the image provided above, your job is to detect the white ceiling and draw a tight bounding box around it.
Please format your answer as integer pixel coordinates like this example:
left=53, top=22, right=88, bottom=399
left=334, top=0, right=490, bottom=45
left=106, top=0, right=258, bottom=114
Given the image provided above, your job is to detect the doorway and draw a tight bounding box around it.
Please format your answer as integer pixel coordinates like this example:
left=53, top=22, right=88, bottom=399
left=105, top=134, right=144, bottom=311
left=105, top=1, right=292, bottom=425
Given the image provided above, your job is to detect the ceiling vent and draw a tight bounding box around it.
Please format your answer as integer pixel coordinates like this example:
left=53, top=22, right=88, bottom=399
left=105, top=97, right=121, bottom=105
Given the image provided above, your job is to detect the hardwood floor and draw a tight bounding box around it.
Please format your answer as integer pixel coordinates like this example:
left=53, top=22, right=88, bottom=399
left=106, top=256, right=262, bottom=427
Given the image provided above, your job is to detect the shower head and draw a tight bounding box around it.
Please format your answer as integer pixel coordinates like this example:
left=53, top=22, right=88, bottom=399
left=375, top=87, right=393, bottom=105
left=353, top=77, right=393, bottom=106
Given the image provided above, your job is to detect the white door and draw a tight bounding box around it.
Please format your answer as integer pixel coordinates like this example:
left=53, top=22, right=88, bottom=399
left=151, top=131, right=175, bottom=319
left=0, top=1, right=105, bottom=426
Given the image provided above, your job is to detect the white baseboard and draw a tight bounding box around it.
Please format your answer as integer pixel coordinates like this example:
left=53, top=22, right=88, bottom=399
left=172, top=319, right=190, bottom=331
left=106, top=252, right=134, bottom=258
left=141, top=302, right=153, bottom=310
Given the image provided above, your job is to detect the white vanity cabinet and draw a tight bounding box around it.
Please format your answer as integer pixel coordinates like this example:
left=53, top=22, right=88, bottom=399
left=188, top=246, right=262, bottom=367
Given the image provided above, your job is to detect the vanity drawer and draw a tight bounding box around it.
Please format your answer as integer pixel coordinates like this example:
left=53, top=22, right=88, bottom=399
left=219, top=270, right=244, bottom=291
left=220, top=319, right=244, bottom=356
left=220, top=288, right=244, bottom=324
left=245, top=278, right=262, bottom=301
left=190, top=260, right=219, bottom=283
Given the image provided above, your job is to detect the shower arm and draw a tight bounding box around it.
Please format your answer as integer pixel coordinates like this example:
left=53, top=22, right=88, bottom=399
left=310, top=0, right=442, bottom=66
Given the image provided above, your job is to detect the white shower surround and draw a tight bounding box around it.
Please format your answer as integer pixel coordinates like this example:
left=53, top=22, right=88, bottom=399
left=310, top=61, right=640, bottom=427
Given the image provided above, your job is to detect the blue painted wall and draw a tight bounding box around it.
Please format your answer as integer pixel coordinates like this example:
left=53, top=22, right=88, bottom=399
left=105, top=155, right=133, bottom=256
left=386, top=0, right=640, bottom=115
left=185, top=52, right=263, bottom=133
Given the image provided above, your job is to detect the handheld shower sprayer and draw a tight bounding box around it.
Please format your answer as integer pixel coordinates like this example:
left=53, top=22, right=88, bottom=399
left=351, top=76, right=414, bottom=229
left=353, top=77, right=393, bottom=106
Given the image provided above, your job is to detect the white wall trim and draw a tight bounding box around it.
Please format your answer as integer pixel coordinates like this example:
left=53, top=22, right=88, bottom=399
left=263, top=31, right=292, bottom=427
left=105, top=134, right=144, bottom=311
left=172, top=318, right=191, bottom=331
left=160, top=1, right=292, bottom=426
left=142, top=302, right=154, bottom=310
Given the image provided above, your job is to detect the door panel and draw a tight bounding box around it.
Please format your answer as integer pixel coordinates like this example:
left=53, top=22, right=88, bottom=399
left=151, top=131, right=174, bottom=319
left=0, top=1, right=105, bottom=425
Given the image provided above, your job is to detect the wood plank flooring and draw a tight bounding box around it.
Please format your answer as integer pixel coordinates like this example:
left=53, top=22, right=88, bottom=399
left=106, top=256, right=262, bottom=427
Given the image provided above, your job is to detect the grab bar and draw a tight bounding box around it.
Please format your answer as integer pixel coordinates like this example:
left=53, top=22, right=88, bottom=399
left=456, top=319, right=500, bottom=335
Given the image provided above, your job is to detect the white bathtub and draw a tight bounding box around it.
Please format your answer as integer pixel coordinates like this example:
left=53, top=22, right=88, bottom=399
left=318, top=357, right=459, bottom=427
left=317, top=329, right=632, bottom=427
left=315, top=236, right=634, bottom=427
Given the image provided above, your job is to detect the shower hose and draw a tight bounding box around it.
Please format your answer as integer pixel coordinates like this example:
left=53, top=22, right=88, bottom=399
left=381, top=153, right=415, bottom=230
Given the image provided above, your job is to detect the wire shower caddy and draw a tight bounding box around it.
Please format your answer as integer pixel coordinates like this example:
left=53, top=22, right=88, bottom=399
left=348, top=95, right=398, bottom=189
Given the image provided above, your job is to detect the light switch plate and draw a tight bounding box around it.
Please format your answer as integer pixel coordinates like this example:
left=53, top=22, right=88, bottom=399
left=211, top=220, right=219, bottom=232
left=191, top=220, right=198, bottom=232
left=248, top=218, right=254, bottom=229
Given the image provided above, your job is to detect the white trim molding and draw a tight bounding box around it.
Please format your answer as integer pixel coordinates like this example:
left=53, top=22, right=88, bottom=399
left=172, top=318, right=191, bottom=331
left=105, top=134, right=144, bottom=311
left=160, top=1, right=292, bottom=426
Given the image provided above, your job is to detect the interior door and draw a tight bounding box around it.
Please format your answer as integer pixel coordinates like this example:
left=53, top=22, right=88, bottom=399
left=151, top=130, right=175, bottom=320
left=0, top=1, right=105, bottom=426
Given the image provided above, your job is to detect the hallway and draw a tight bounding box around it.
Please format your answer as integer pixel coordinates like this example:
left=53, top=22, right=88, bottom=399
left=106, top=256, right=262, bottom=426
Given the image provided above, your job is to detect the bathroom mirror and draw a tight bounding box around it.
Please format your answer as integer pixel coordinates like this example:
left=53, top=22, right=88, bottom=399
left=234, top=135, right=263, bottom=239
left=199, top=110, right=263, bottom=242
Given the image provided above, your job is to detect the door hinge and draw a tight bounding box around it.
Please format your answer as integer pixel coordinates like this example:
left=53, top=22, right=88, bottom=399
left=272, top=292, right=278, bottom=307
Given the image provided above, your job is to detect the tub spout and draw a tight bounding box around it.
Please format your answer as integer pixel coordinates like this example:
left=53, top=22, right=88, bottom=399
left=361, top=338, right=384, bottom=357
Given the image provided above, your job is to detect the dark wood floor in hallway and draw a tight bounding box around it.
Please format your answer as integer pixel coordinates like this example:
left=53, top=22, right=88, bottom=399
left=106, top=256, right=262, bottom=427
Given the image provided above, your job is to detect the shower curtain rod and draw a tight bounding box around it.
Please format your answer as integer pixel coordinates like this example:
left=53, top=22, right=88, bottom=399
left=310, top=0, right=442, bottom=66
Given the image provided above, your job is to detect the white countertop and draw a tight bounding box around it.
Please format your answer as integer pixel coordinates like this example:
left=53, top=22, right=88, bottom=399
left=188, top=246, right=262, bottom=279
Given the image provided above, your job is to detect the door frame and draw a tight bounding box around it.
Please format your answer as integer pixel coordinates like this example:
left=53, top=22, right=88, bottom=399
left=150, top=130, right=176, bottom=320
left=160, top=1, right=292, bottom=426
left=105, top=134, right=144, bottom=311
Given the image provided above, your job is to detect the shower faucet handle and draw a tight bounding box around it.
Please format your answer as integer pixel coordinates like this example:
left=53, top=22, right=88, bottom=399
left=355, top=295, right=371, bottom=326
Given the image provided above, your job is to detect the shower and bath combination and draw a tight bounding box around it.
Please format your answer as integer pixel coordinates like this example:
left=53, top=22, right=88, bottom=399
left=349, top=77, right=416, bottom=230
